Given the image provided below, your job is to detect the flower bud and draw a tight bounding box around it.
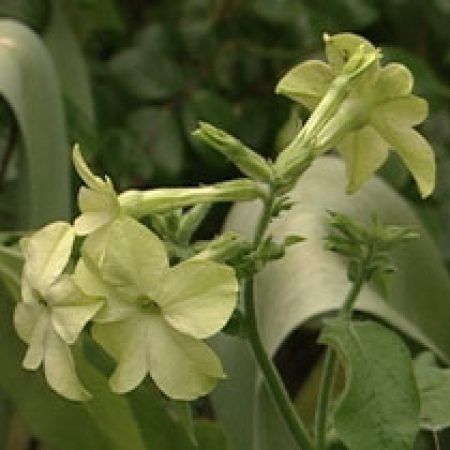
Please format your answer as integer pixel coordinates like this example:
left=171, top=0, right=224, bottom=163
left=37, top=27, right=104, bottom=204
left=193, top=122, right=273, bottom=183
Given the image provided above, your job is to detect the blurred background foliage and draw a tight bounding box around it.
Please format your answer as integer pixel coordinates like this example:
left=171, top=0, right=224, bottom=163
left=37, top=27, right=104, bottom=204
left=1, top=0, right=450, bottom=244
left=1, top=0, right=450, bottom=448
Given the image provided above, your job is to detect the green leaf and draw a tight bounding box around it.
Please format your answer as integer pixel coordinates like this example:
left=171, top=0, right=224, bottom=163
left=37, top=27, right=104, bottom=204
left=0, top=0, right=50, bottom=33
left=0, top=243, right=22, bottom=297
left=61, top=0, right=124, bottom=46
left=194, top=420, right=232, bottom=450
left=0, top=392, right=12, bottom=449
left=74, top=345, right=148, bottom=450
left=44, top=0, right=95, bottom=122
left=171, top=401, right=197, bottom=446
left=320, top=318, right=420, bottom=450
left=213, top=157, right=450, bottom=450
left=0, top=19, right=71, bottom=227
left=126, top=107, right=184, bottom=181
left=108, top=44, right=184, bottom=102
left=413, top=351, right=450, bottom=431
left=250, top=0, right=304, bottom=23
left=128, top=383, right=232, bottom=450
left=182, top=90, right=238, bottom=171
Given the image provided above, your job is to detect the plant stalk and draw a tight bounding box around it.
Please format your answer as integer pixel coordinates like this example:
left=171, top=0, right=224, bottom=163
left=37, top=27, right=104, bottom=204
left=314, top=246, right=375, bottom=449
left=243, top=278, right=316, bottom=450
left=243, top=191, right=316, bottom=450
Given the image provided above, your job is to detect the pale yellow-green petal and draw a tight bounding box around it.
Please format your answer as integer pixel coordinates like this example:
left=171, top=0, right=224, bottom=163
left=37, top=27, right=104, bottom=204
left=15, top=303, right=48, bottom=369
left=47, top=275, right=103, bottom=344
left=337, top=126, right=389, bottom=194
left=20, top=222, right=74, bottom=294
left=374, top=63, right=414, bottom=100
left=72, top=145, right=107, bottom=191
left=74, top=211, right=113, bottom=236
left=275, top=60, right=333, bottom=110
left=43, top=327, right=91, bottom=400
left=146, top=315, right=224, bottom=400
left=324, top=33, right=376, bottom=74
left=96, top=217, right=168, bottom=300
left=372, top=95, right=428, bottom=127
left=14, top=301, right=43, bottom=343
left=75, top=187, right=120, bottom=235
left=372, top=117, right=435, bottom=197
left=92, top=316, right=148, bottom=393
left=20, top=273, right=37, bottom=304
left=159, top=260, right=238, bottom=339
left=73, top=258, right=137, bottom=323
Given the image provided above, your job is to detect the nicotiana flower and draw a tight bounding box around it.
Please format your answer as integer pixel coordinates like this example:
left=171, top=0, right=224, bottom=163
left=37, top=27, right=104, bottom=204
left=14, top=222, right=103, bottom=400
left=73, top=216, right=238, bottom=400
left=276, top=33, right=435, bottom=197
left=72, top=145, right=121, bottom=235
left=73, top=145, right=263, bottom=228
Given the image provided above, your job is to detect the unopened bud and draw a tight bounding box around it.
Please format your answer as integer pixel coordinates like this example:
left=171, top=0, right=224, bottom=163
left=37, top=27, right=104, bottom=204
left=193, top=122, right=273, bottom=183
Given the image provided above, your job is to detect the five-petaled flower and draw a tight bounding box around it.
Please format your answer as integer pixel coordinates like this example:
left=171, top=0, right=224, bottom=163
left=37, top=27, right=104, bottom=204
left=73, top=145, right=121, bottom=235
left=74, top=216, right=238, bottom=400
left=276, top=33, right=435, bottom=197
left=14, top=222, right=103, bottom=400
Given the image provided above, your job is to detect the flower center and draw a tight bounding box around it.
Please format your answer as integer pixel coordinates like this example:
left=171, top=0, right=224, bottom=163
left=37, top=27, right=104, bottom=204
left=137, top=295, right=160, bottom=314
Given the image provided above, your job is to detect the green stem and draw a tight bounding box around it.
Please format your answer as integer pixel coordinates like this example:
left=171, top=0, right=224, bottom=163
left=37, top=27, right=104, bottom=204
left=314, top=245, right=375, bottom=449
left=243, top=191, right=315, bottom=450
left=315, top=350, right=337, bottom=450
left=243, top=278, right=315, bottom=450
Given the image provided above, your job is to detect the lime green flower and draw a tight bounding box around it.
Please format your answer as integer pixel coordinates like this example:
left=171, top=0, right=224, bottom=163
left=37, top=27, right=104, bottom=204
left=74, top=216, right=238, bottom=400
left=72, top=145, right=121, bottom=235
left=73, top=146, right=263, bottom=228
left=14, top=222, right=103, bottom=400
left=276, top=33, right=435, bottom=197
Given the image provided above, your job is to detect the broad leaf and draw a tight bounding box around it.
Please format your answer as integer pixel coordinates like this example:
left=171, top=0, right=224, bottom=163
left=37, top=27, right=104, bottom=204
left=0, top=243, right=22, bottom=298
left=0, top=0, right=50, bottom=32
left=195, top=420, right=233, bottom=450
left=127, top=381, right=233, bottom=449
left=127, top=107, right=184, bottom=181
left=413, top=351, right=450, bottom=431
left=212, top=157, right=450, bottom=450
left=320, top=318, right=420, bottom=450
left=0, top=19, right=70, bottom=227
